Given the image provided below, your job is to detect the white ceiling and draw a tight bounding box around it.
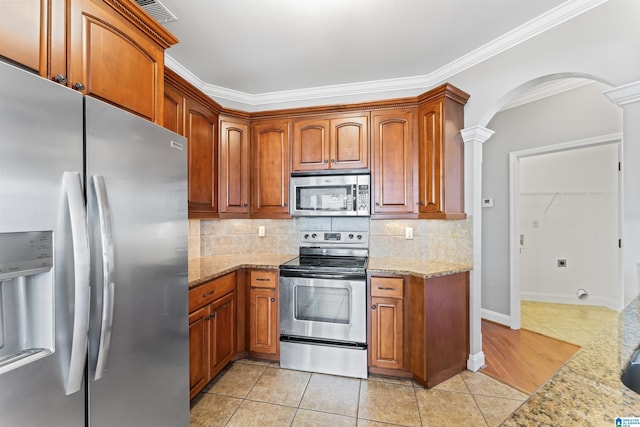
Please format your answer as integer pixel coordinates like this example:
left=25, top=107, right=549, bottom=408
left=155, top=0, right=606, bottom=109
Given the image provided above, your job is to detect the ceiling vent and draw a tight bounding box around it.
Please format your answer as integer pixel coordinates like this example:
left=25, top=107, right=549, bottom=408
left=135, top=0, right=177, bottom=24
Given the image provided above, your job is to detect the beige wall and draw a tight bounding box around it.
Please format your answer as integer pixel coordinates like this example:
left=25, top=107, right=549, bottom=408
left=189, top=217, right=472, bottom=266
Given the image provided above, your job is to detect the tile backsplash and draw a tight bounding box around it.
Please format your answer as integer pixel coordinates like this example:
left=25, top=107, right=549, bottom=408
left=189, top=217, right=473, bottom=266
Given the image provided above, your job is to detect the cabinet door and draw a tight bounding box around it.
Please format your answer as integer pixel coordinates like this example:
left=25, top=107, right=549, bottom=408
left=417, top=100, right=443, bottom=216
left=186, top=98, right=218, bottom=218
left=330, top=115, right=369, bottom=169
left=249, top=287, right=278, bottom=356
left=292, top=118, right=330, bottom=171
left=188, top=306, right=210, bottom=399
left=163, top=81, right=184, bottom=135
left=210, top=291, right=236, bottom=378
left=251, top=119, right=291, bottom=218
left=219, top=118, right=250, bottom=215
left=370, top=296, right=404, bottom=370
left=68, top=0, right=165, bottom=122
left=371, top=109, right=415, bottom=216
left=0, top=0, right=45, bottom=72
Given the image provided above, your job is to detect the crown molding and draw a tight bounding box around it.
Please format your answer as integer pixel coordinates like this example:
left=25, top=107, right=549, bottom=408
left=604, top=81, right=640, bottom=106
left=166, top=0, right=609, bottom=109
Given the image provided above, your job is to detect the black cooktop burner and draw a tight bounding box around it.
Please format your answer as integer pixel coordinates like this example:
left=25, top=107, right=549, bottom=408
left=281, top=255, right=368, bottom=271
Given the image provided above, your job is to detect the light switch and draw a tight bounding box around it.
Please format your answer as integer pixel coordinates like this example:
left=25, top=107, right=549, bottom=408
left=258, top=226, right=266, bottom=237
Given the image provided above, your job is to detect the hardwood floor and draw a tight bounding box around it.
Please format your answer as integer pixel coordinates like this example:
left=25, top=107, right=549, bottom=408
left=480, top=319, right=580, bottom=394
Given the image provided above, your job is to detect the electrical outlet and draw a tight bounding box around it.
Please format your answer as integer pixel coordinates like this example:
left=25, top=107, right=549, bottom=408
left=405, top=227, right=413, bottom=240
left=258, top=226, right=266, bottom=237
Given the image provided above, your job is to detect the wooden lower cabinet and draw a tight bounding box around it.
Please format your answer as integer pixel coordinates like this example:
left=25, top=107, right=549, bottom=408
left=248, top=269, right=279, bottom=359
left=368, top=272, right=469, bottom=387
left=188, top=272, right=237, bottom=399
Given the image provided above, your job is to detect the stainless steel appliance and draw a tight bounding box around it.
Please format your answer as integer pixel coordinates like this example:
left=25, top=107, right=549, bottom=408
left=290, top=171, right=371, bottom=217
left=279, top=231, right=368, bottom=379
left=0, top=61, right=189, bottom=426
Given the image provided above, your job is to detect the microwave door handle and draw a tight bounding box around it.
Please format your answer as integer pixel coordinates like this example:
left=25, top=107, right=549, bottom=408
left=91, top=176, right=115, bottom=381
left=63, top=172, right=91, bottom=395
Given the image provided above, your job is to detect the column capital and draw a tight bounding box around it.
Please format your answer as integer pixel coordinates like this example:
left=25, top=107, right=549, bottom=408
left=604, top=81, right=640, bottom=106
left=461, top=126, right=495, bottom=145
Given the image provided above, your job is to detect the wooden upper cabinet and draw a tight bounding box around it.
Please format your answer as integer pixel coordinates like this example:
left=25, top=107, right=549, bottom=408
left=0, top=0, right=45, bottom=72
left=186, top=98, right=218, bottom=218
left=251, top=119, right=291, bottom=218
left=1, top=0, right=177, bottom=123
left=292, top=113, right=369, bottom=171
left=219, top=117, right=250, bottom=216
left=417, top=85, right=469, bottom=219
left=163, top=82, right=184, bottom=135
left=371, top=109, right=416, bottom=217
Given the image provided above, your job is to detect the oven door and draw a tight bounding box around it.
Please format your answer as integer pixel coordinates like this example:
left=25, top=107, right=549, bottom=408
left=280, top=274, right=366, bottom=344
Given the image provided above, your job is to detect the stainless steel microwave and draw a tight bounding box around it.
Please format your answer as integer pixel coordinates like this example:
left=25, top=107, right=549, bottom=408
left=290, top=172, right=370, bottom=217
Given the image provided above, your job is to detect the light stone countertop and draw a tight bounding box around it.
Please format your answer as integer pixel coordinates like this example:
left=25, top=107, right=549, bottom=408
left=188, top=255, right=472, bottom=288
left=504, top=297, right=640, bottom=425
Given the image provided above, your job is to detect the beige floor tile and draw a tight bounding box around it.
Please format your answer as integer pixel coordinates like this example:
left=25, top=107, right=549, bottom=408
left=460, top=371, right=529, bottom=401
left=234, top=357, right=272, bottom=367
left=473, top=395, right=525, bottom=427
left=190, top=393, right=242, bottom=427
left=225, top=400, right=296, bottom=427
left=247, top=367, right=311, bottom=407
left=430, top=373, right=469, bottom=393
left=356, top=420, right=398, bottom=426
left=414, top=388, right=487, bottom=426
left=204, top=362, right=266, bottom=398
left=299, top=373, right=360, bottom=417
left=292, top=409, right=357, bottom=427
left=368, top=373, right=414, bottom=386
left=358, top=381, right=421, bottom=426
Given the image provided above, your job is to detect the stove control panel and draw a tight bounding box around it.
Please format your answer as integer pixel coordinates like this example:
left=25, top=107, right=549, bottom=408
left=300, top=230, right=368, bottom=246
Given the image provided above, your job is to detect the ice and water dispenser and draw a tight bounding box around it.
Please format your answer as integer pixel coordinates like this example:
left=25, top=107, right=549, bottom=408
left=0, top=231, right=54, bottom=374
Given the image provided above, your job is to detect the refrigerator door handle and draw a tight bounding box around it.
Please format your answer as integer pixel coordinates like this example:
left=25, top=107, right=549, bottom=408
left=63, top=172, right=91, bottom=395
left=91, top=175, right=115, bottom=381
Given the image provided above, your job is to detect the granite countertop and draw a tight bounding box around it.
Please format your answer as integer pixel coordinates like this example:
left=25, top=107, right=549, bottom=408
left=504, top=297, right=640, bottom=425
left=188, top=254, right=297, bottom=288
left=189, top=255, right=472, bottom=288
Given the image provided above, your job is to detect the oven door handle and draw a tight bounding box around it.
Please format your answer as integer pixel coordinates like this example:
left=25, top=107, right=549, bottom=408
left=279, top=270, right=366, bottom=281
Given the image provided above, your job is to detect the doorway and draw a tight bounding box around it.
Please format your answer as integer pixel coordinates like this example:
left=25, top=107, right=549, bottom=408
left=508, top=135, right=622, bottom=330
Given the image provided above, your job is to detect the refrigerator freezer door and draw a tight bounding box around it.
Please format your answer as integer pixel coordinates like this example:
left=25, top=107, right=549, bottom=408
left=85, top=97, right=189, bottom=427
left=0, top=61, right=86, bottom=426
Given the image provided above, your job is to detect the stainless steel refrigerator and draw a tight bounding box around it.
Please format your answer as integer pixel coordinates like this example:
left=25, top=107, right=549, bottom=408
left=0, top=60, right=189, bottom=426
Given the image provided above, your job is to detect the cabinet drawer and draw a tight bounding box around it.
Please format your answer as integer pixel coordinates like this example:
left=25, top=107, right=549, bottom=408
left=250, top=270, right=277, bottom=289
left=189, top=272, right=236, bottom=312
left=370, top=277, right=404, bottom=298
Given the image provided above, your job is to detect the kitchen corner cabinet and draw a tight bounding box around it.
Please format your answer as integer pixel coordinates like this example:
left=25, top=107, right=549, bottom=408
left=408, top=272, right=469, bottom=388
left=369, top=276, right=405, bottom=371
left=251, top=119, right=291, bottom=218
left=416, top=85, right=469, bottom=219
left=188, top=272, right=237, bottom=399
left=164, top=69, right=220, bottom=218
left=292, top=113, right=369, bottom=171
left=371, top=109, right=416, bottom=217
left=219, top=117, right=251, bottom=216
left=1, top=0, right=177, bottom=124
left=248, top=269, right=279, bottom=359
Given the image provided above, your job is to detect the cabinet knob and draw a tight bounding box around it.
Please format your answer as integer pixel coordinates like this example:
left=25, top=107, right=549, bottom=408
left=73, top=82, right=85, bottom=91
left=202, top=290, right=215, bottom=297
left=283, top=202, right=288, bottom=207
left=53, top=74, right=67, bottom=84
left=418, top=201, right=425, bottom=206
left=330, top=159, right=335, bottom=163
left=375, top=202, right=380, bottom=206
left=243, top=203, right=248, bottom=207
left=324, top=159, right=329, bottom=164
left=204, top=314, right=213, bottom=320
left=270, top=297, right=275, bottom=302
left=371, top=304, right=377, bottom=310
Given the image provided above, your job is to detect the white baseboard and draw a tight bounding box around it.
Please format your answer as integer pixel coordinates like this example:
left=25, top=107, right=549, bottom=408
left=520, top=291, right=620, bottom=311
left=481, top=308, right=511, bottom=327
left=467, top=351, right=486, bottom=372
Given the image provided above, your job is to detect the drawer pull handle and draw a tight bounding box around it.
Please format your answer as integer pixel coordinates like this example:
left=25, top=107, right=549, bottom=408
left=202, top=290, right=215, bottom=297
left=270, top=298, right=275, bottom=302
left=256, top=278, right=271, bottom=282
left=377, top=287, right=397, bottom=291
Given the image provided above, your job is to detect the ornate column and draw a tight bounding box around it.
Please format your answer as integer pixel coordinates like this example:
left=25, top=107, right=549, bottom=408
left=461, top=125, right=494, bottom=371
